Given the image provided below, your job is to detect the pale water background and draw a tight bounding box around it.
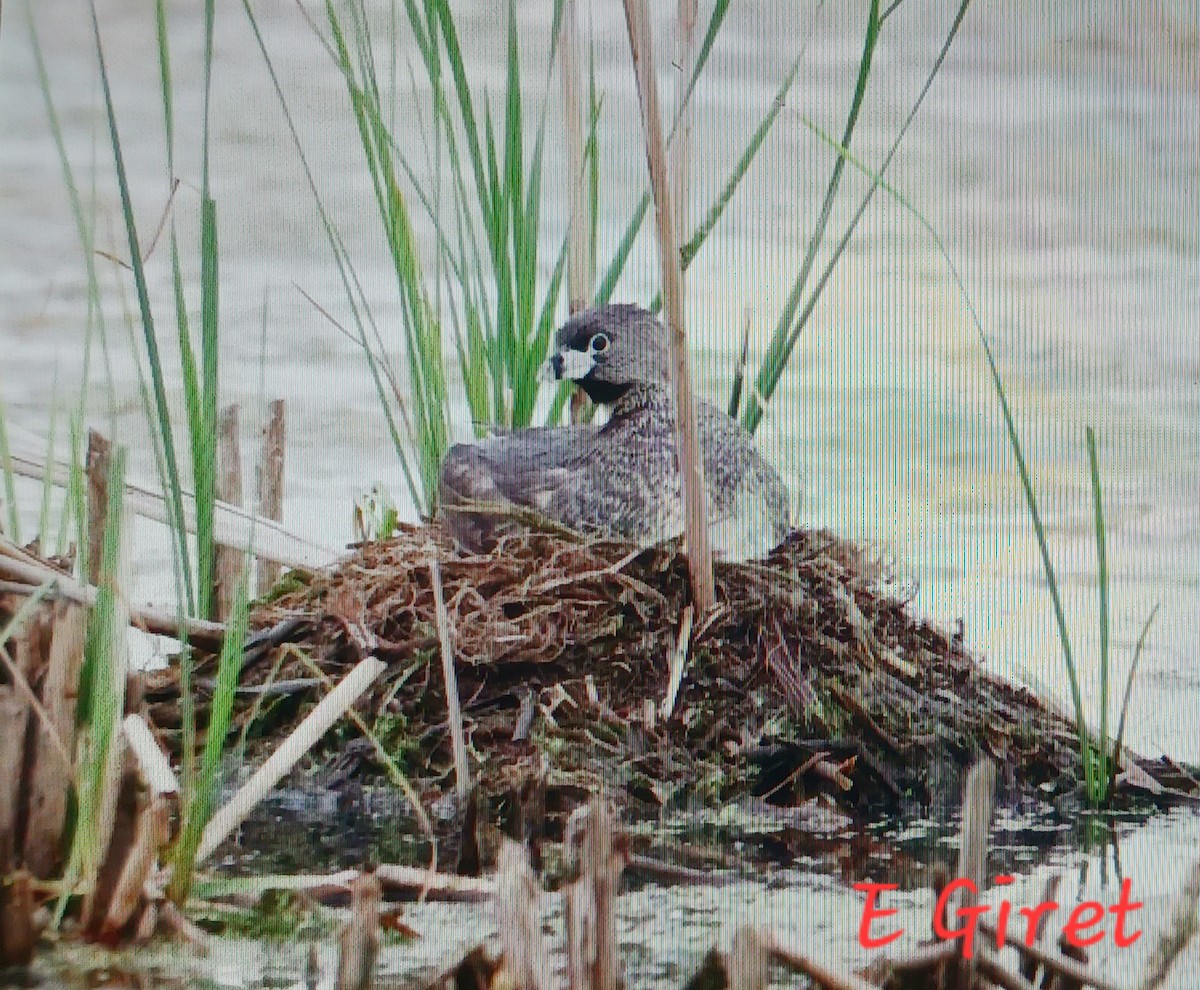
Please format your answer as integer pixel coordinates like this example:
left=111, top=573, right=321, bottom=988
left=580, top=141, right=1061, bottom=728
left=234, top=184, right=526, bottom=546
left=1, top=0, right=1198, bottom=985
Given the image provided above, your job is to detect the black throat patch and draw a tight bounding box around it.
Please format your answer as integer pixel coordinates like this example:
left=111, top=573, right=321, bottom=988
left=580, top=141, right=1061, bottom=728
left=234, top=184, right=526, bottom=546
left=578, top=372, right=631, bottom=406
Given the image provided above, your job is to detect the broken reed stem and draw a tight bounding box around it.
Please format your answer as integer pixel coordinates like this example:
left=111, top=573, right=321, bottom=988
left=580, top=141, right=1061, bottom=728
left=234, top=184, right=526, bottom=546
left=22, top=601, right=86, bottom=878
left=214, top=403, right=243, bottom=622
left=975, top=949, right=1038, bottom=990
left=429, top=553, right=470, bottom=803
left=195, top=655, right=386, bottom=863
left=256, top=399, right=286, bottom=595
left=565, top=801, right=623, bottom=990
left=335, top=871, right=382, bottom=990
left=85, top=430, right=112, bottom=585
left=955, top=759, right=996, bottom=987
left=98, top=794, right=170, bottom=942
left=621, top=0, right=715, bottom=614
left=122, top=713, right=180, bottom=798
left=659, top=603, right=694, bottom=720
left=496, top=840, right=552, bottom=990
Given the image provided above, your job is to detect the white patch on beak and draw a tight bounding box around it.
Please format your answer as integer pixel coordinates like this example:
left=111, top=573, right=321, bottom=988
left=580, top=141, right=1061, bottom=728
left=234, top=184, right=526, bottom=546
left=542, top=347, right=596, bottom=382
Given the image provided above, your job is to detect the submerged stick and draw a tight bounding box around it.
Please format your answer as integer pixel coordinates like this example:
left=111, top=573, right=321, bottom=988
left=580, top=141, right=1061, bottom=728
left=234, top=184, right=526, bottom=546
left=195, top=655, right=386, bottom=862
left=761, top=930, right=880, bottom=990
left=621, top=0, right=715, bottom=614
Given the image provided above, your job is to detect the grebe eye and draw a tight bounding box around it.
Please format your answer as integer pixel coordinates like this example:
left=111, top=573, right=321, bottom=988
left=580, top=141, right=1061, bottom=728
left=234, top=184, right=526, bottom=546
left=590, top=332, right=610, bottom=353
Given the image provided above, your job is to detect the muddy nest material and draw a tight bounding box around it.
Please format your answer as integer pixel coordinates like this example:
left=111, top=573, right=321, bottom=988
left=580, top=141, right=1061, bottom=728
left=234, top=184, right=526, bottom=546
left=147, top=523, right=1117, bottom=825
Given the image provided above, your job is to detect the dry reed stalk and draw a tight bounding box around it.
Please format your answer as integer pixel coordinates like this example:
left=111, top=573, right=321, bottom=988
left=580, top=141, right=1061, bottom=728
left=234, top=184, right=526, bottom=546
left=560, top=0, right=593, bottom=315
left=560, top=0, right=594, bottom=426
left=214, top=403, right=244, bottom=621
left=256, top=399, right=286, bottom=594
left=564, top=800, right=624, bottom=990
left=429, top=554, right=470, bottom=802
left=1017, top=873, right=1061, bottom=984
left=195, top=655, right=386, bottom=862
left=495, top=839, right=552, bottom=990
left=954, top=759, right=996, bottom=988
left=157, top=898, right=216, bottom=953
left=621, top=0, right=714, bottom=613
left=6, top=435, right=333, bottom=571
left=22, top=601, right=86, bottom=878
left=0, top=541, right=226, bottom=646
left=85, top=430, right=112, bottom=585
left=670, top=0, right=698, bottom=270
left=336, top=870, right=383, bottom=990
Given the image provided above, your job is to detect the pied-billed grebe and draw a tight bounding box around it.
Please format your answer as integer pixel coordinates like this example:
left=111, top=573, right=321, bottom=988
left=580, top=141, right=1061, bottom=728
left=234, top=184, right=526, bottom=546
left=439, top=304, right=792, bottom=561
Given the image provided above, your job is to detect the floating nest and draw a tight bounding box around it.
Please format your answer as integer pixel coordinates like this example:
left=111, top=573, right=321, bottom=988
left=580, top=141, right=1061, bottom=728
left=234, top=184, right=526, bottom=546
left=144, top=522, right=1189, bottom=847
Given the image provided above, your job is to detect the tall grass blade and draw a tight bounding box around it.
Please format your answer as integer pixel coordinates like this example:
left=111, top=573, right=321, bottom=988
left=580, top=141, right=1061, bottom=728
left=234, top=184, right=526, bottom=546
left=795, top=115, right=1101, bottom=802
left=88, top=3, right=196, bottom=614
left=1085, top=427, right=1111, bottom=797
left=1110, top=603, right=1160, bottom=797
left=242, top=0, right=423, bottom=512
left=58, top=445, right=130, bottom=923
left=743, top=0, right=880, bottom=432
left=169, top=569, right=250, bottom=903
left=743, top=0, right=971, bottom=433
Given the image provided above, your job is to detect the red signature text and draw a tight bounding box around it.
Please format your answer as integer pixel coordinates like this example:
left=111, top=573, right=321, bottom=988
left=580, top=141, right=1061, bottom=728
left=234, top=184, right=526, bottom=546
left=853, top=878, right=1142, bottom=958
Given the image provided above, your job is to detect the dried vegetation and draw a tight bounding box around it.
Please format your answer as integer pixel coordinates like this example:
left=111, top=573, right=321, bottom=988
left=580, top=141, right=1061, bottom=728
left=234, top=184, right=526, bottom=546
left=143, top=521, right=1189, bottom=851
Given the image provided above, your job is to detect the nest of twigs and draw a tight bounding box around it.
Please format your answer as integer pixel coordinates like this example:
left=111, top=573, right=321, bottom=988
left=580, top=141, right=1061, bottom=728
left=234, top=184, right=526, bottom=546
left=144, top=522, right=1184, bottom=845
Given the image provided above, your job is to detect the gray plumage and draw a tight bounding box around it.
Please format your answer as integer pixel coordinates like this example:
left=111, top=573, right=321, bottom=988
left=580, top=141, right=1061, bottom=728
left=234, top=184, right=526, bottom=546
left=439, top=304, right=792, bottom=561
